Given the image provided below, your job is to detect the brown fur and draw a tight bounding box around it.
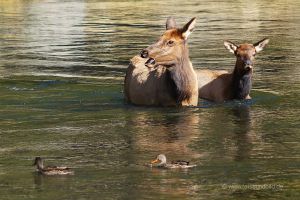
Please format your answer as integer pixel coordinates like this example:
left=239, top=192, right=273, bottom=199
left=124, top=17, right=198, bottom=106
left=197, top=69, right=232, bottom=102
left=124, top=56, right=177, bottom=106
left=197, top=38, right=269, bottom=102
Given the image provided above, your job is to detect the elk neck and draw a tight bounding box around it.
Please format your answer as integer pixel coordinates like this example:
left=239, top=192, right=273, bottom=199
left=168, top=42, right=196, bottom=103
left=231, top=59, right=253, bottom=99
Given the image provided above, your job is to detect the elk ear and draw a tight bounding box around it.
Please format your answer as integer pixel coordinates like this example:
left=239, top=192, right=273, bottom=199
left=224, top=41, right=237, bottom=54
left=166, top=17, right=177, bottom=30
left=254, top=38, right=269, bottom=53
left=181, top=17, right=196, bottom=40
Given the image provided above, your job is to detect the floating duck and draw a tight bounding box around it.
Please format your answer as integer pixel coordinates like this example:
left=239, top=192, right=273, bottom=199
left=33, top=157, right=74, bottom=175
left=150, top=154, right=196, bottom=169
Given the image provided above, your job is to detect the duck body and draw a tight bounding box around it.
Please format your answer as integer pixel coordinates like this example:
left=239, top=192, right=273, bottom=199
left=151, top=154, right=196, bottom=169
left=33, top=157, right=74, bottom=175
left=38, top=166, right=74, bottom=175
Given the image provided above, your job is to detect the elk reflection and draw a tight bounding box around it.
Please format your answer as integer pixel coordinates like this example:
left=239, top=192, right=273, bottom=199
left=231, top=104, right=253, bottom=161
left=129, top=108, right=202, bottom=160
left=125, top=108, right=202, bottom=199
left=189, top=102, right=258, bottom=163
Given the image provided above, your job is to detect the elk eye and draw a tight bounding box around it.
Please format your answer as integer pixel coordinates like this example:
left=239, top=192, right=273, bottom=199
left=167, top=40, right=174, bottom=46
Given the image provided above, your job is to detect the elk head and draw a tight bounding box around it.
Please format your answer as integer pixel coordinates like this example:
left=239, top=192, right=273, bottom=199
left=224, top=38, right=270, bottom=99
left=224, top=38, right=270, bottom=75
left=140, top=17, right=196, bottom=67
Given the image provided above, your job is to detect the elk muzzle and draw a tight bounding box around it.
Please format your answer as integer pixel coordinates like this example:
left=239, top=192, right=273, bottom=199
left=145, top=58, right=156, bottom=66
left=141, top=49, right=156, bottom=67
left=244, top=59, right=253, bottom=72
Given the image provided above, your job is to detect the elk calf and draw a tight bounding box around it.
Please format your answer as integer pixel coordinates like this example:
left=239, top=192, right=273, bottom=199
left=197, top=38, right=269, bottom=102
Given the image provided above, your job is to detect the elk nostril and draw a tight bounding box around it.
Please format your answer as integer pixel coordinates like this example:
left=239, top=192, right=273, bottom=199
left=245, top=65, right=252, bottom=71
left=140, top=50, right=148, bottom=58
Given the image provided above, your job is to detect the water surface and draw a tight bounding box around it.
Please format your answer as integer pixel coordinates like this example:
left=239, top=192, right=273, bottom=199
left=0, top=0, right=299, bottom=199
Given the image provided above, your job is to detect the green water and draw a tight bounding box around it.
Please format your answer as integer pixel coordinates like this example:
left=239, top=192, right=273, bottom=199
left=0, top=0, right=299, bottom=199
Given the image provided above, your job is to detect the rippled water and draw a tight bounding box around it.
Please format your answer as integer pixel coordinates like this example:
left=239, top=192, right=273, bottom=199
left=0, top=0, right=299, bottom=199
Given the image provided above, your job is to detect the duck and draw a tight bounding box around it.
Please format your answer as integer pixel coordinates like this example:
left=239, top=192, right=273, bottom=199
left=33, top=157, right=74, bottom=175
left=150, top=154, right=196, bottom=169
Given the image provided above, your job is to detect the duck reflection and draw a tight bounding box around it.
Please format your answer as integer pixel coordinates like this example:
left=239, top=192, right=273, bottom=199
left=33, top=171, right=74, bottom=191
left=33, top=173, right=43, bottom=187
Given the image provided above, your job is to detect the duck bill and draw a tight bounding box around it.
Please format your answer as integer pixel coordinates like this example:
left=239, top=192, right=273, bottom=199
left=151, top=159, right=159, bottom=164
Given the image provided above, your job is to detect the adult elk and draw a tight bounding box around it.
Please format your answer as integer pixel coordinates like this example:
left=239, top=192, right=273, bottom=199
left=124, top=17, right=198, bottom=106
left=197, top=38, right=269, bottom=102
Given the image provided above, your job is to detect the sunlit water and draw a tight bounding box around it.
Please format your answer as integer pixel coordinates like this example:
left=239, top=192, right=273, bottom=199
left=0, top=0, right=299, bottom=199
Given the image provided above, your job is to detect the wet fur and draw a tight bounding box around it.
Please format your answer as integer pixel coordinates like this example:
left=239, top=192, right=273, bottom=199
left=232, top=70, right=252, bottom=99
left=124, top=17, right=198, bottom=106
left=168, top=43, right=195, bottom=103
left=197, top=39, right=269, bottom=102
left=124, top=56, right=178, bottom=106
left=197, top=68, right=252, bottom=102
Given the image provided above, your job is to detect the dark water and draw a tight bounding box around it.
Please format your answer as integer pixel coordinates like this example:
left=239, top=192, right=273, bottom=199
left=0, top=0, right=299, bottom=199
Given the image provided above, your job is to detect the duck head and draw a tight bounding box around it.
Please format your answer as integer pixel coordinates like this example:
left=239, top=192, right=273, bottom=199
left=151, top=154, right=167, bottom=166
left=33, top=157, right=44, bottom=170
